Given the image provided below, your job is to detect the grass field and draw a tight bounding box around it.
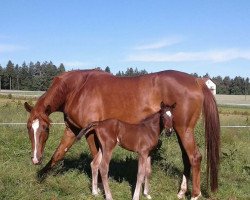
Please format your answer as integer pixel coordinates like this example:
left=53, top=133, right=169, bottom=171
left=0, top=97, right=250, bottom=200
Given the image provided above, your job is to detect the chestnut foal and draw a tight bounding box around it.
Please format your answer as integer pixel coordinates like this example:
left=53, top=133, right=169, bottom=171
left=77, top=102, right=175, bottom=200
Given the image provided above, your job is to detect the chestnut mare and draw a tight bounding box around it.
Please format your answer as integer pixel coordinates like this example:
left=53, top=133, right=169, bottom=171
left=76, top=102, right=175, bottom=200
left=24, top=69, right=220, bottom=199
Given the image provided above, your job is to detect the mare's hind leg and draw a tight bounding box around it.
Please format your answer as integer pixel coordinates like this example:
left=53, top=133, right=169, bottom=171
left=177, top=134, right=191, bottom=199
left=176, top=128, right=202, bottom=199
left=143, top=156, right=152, bottom=199
left=133, top=153, right=147, bottom=200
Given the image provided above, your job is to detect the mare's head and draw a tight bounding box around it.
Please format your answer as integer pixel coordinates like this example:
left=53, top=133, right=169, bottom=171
left=24, top=102, right=51, bottom=165
left=160, top=102, right=176, bottom=136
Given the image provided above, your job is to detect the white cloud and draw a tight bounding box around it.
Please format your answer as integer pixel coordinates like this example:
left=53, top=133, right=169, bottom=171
left=134, top=37, right=182, bottom=50
left=0, top=44, right=27, bottom=53
left=127, top=49, right=250, bottom=63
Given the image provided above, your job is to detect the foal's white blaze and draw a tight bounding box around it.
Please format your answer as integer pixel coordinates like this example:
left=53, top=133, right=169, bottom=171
left=32, top=119, right=40, bottom=164
left=166, top=111, right=172, bottom=117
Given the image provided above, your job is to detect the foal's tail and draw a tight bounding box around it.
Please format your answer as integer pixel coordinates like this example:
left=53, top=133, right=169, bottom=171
left=198, top=78, right=220, bottom=192
left=76, top=122, right=99, bottom=140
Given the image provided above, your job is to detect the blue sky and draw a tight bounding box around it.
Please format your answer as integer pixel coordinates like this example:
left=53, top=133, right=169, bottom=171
left=0, top=0, right=250, bottom=78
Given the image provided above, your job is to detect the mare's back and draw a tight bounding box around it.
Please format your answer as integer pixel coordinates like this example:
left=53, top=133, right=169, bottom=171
left=62, top=70, right=201, bottom=127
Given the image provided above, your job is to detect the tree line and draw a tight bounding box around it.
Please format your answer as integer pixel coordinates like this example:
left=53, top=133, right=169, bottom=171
left=0, top=61, right=249, bottom=95
left=0, top=60, right=65, bottom=91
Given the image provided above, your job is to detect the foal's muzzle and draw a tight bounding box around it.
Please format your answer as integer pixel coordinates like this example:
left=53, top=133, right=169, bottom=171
left=163, top=128, right=173, bottom=137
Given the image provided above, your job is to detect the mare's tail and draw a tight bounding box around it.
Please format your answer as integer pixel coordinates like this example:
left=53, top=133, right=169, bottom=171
left=76, top=122, right=99, bottom=140
left=198, top=78, right=220, bottom=192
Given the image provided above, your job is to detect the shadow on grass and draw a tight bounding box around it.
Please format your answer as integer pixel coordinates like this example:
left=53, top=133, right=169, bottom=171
left=36, top=139, right=209, bottom=199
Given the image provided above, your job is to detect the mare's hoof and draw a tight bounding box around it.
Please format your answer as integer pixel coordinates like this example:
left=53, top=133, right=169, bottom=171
left=190, top=192, right=202, bottom=200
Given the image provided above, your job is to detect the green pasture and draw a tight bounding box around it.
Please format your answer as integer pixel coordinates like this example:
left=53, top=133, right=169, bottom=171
left=0, top=98, right=249, bottom=200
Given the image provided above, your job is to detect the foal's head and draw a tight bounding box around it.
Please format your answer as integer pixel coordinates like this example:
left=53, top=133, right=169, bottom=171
left=160, top=102, right=176, bottom=136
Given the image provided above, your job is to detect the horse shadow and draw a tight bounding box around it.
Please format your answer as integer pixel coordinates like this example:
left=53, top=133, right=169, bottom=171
left=36, top=140, right=209, bottom=198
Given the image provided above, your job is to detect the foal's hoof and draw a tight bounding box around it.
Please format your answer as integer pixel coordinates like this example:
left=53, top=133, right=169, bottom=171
left=92, top=188, right=101, bottom=196
left=177, top=190, right=186, bottom=199
left=144, top=194, right=152, bottom=199
left=190, top=192, right=202, bottom=200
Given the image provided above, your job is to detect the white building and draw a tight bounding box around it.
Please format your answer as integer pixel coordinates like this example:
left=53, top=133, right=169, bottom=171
left=204, top=78, right=216, bottom=95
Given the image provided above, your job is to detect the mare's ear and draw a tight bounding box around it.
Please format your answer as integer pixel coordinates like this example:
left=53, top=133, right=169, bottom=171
left=24, top=102, right=33, bottom=113
left=45, top=105, right=52, bottom=115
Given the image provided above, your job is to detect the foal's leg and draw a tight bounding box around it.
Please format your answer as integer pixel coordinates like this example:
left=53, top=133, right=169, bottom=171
left=91, top=149, right=102, bottom=195
left=99, top=149, right=114, bottom=200
left=133, top=153, right=147, bottom=200
left=177, top=128, right=202, bottom=199
left=143, top=156, right=152, bottom=199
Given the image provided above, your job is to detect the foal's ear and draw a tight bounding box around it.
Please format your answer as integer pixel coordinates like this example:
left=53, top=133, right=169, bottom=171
left=24, top=102, right=33, bottom=113
left=160, top=101, right=165, bottom=109
left=171, top=103, right=177, bottom=109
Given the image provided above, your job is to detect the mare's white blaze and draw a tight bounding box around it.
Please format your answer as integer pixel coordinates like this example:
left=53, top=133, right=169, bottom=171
left=32, top=119, right=40, bottom=164
left=177, top=175, right=187, bottom=199
left=166, top=111, right=172, bottom=117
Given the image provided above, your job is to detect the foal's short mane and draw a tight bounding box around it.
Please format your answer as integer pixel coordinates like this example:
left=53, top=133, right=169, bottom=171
left=141, top=111, right=161, bottom=124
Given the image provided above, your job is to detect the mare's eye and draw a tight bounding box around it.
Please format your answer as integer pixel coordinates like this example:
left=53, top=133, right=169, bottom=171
left=42, top=125, right=49, bottom=132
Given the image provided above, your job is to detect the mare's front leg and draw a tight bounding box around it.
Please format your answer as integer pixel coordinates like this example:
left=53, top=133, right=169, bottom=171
left=37, top=127, right=76, bottom=179
left=133, top=153, right=147, bottom=200
left=143, top=156, right=152, bottom=199
left=176, top=128, right=202, bottom=200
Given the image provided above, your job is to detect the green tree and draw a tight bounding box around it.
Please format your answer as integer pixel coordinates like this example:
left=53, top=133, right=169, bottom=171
left=116, top=67, right=148, bottom=76
left=222, top=76, right=231, bottom=94
left=191, top=73, right=199, bottom=78
left=246, top=78, right=250, bottom=95
left=104, top=66, right=111, bottom=73
left=6, top=60, right=15, bottom=89
left=212, top=76, right=224, bottom=94
left=58, top=63, right=65, bottom=74
left=116, top=71, right=124, bottom=76
left=229, top=76, right=245, bottom=95
left=19, top=62, right=32, bottom=90
left=0, top=65, right=3, bottom=90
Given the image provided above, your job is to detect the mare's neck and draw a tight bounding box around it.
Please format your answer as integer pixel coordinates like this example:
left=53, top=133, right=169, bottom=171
left=35, top=83, right=68, bottom=115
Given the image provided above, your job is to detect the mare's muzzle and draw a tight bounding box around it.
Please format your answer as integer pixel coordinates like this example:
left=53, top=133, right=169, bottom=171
left=31, top=155, right=43, bottom=165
